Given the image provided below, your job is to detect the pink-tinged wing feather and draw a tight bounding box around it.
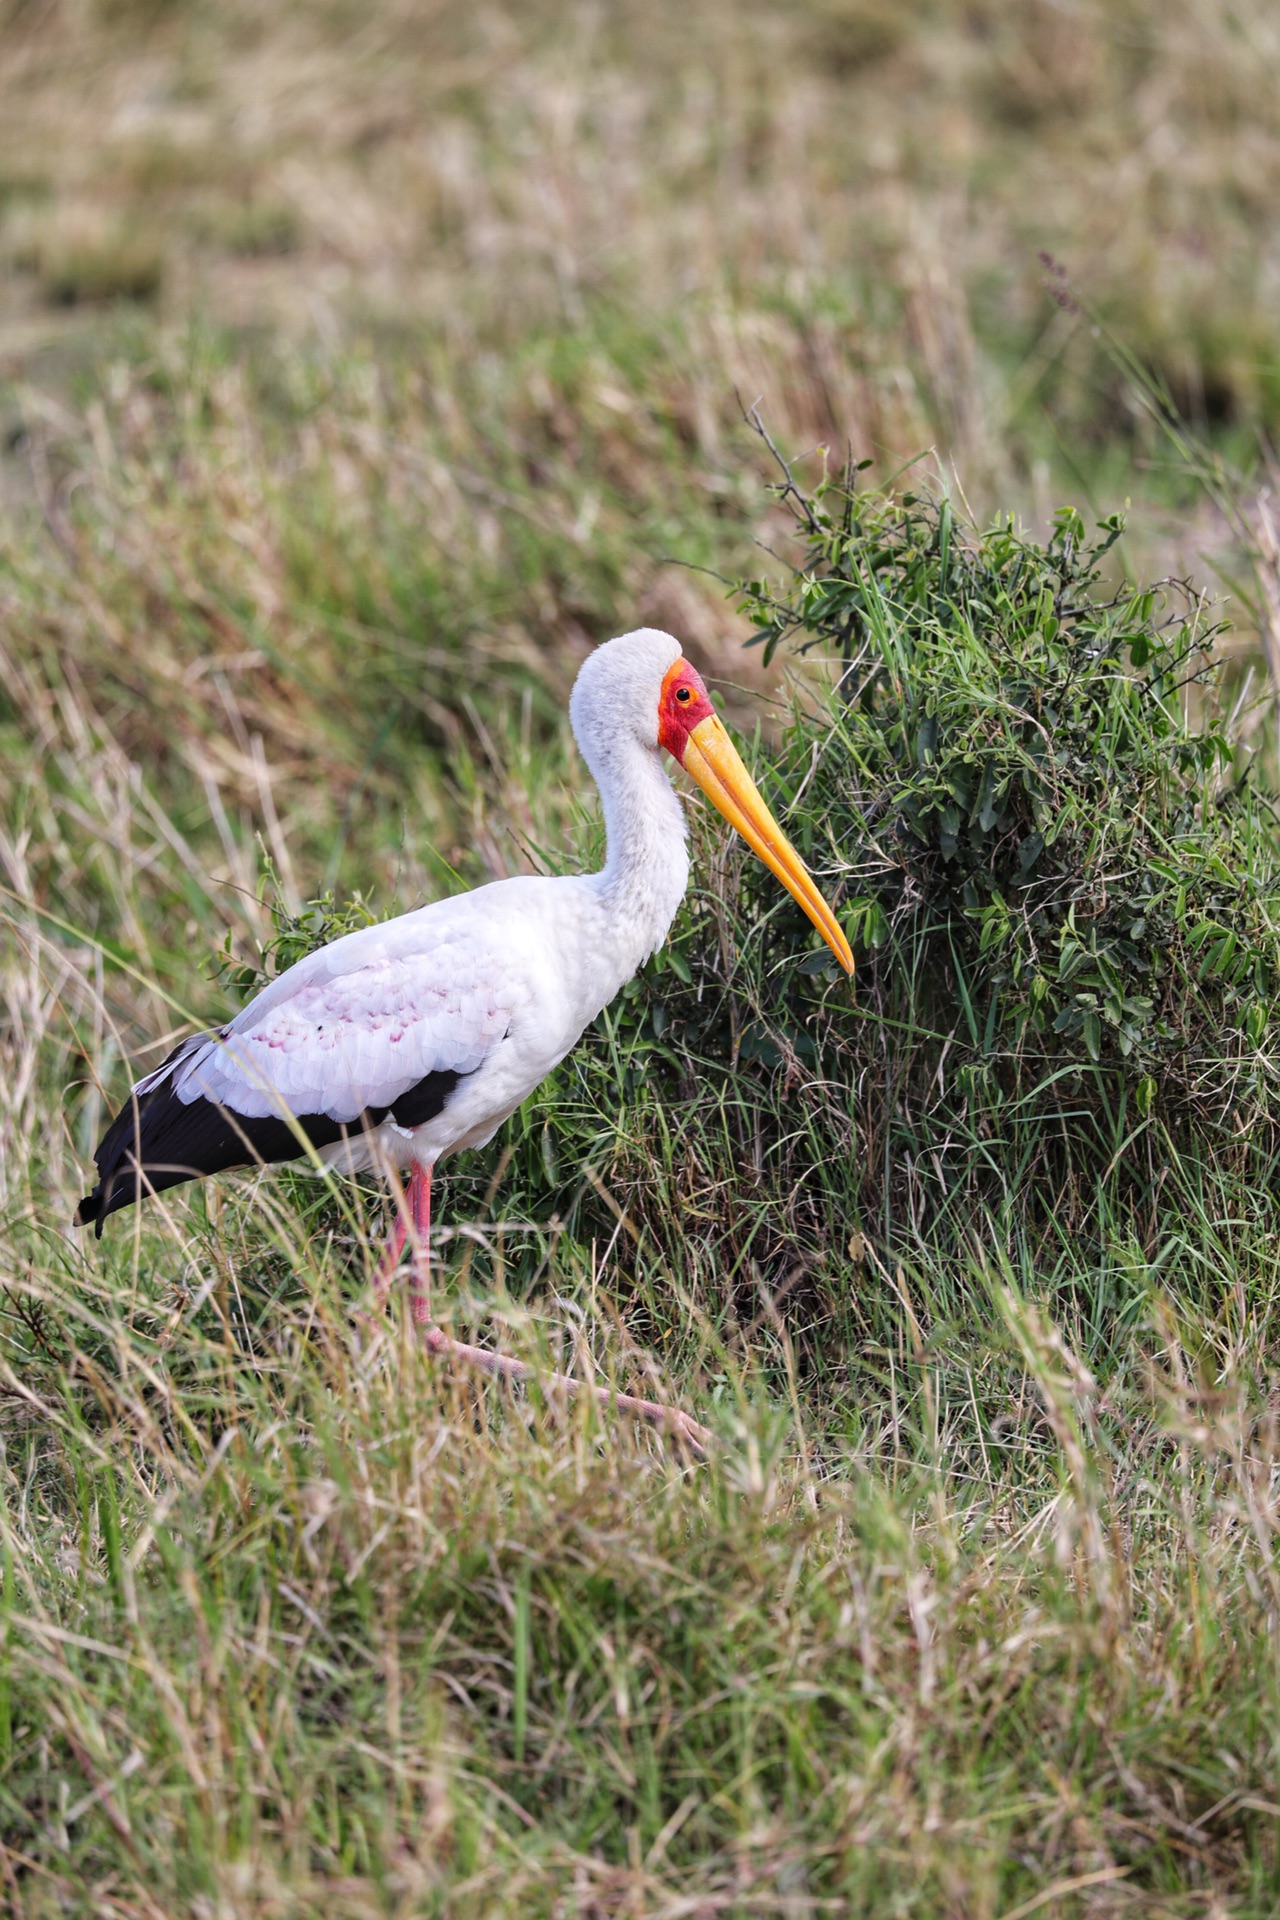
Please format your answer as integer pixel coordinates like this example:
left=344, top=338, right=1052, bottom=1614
left=163, top=926, right=511, bottom=1123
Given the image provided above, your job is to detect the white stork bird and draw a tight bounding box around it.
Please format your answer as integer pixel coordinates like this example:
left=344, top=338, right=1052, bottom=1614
left=77, top=629, right=852, bottom=1447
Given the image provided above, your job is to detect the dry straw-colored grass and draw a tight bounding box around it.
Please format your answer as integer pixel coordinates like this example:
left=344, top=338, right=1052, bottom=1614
left=3, top=0, right=1280, bottom=472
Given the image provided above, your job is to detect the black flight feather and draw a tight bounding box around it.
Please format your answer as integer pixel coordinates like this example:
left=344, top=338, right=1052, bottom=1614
left=76, top=1034, right=462, bottom=1235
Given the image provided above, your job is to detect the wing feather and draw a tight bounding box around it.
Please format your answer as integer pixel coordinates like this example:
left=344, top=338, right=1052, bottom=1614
left=175, top=944, right=509, bottom=1121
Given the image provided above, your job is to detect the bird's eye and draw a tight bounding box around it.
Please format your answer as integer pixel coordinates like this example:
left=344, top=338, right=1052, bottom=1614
left=676, top=686, right=691, bottom=703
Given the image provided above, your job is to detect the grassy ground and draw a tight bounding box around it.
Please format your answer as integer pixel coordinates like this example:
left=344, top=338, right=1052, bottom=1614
left=3, top=1, right=1280, bottom=1914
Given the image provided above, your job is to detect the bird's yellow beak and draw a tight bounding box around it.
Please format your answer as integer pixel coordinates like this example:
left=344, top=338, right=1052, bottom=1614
left=681, top=712, right=854, bottom=974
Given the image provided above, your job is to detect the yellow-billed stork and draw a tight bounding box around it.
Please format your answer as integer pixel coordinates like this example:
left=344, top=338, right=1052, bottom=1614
left=77, top=629, right=852, bottom=1447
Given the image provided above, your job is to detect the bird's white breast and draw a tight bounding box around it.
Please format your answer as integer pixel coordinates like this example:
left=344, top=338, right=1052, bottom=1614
left=370, top=870, right=667, bottom=1170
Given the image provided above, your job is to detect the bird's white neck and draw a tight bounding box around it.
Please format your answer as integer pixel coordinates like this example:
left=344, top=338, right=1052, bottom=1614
left=583, top=731, right=690, bottom=969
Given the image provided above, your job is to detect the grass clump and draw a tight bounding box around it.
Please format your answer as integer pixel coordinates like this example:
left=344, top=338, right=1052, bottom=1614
left=37, top=226, right=164, bottom=309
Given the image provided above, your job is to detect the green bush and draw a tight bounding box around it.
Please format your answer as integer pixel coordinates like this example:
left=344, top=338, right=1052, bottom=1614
left=509, top=476, right=1280, bottom=1285
left=742, top=482, right=1279, bottom=1094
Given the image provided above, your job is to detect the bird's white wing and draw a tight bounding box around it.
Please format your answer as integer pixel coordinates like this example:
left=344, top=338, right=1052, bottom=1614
left=149, top=914, right=513, bottom=1123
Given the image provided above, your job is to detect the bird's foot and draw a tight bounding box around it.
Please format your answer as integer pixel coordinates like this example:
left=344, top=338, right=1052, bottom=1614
left=588, top=1383, right=712, bottom=1458
left=419, top=1325, right=710, bottom=1459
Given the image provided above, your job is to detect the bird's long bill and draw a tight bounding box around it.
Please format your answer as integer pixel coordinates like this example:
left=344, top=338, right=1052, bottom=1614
left=681, top=713, right=854, bottom=974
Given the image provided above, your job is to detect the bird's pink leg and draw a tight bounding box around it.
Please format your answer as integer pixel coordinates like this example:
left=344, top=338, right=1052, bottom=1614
left=370, top=1164, right=432, bottom=1316
left=371, top=1200, right=409, bottom=1310
left=408, top=1163, right=433, bottom=1328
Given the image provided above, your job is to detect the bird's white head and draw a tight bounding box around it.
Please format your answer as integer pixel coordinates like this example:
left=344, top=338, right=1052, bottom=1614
left=569, top=627, right=683, bottom=756
left=570, top=628, right=853, bottom=974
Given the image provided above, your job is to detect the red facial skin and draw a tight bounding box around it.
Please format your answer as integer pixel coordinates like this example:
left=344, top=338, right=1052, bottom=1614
left=657, top=659, right=716, bottom=764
